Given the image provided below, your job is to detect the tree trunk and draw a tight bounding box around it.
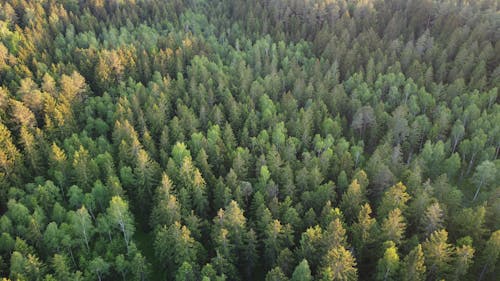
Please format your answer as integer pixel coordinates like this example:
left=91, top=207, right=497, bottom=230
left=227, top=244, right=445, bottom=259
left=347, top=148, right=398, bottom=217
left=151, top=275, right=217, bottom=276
left=406, top=150, right=413, bottom=165
left=384, top=268, right=390, bottom=281
left=465, top=153, right=476, bottom=176
left=452, top=139, right=458, bottom=153
left=119, top=221, right=130, bottom=252
left=478, top=264, right=487, bottom=281
left=68, top=247, right=77, bottom=267
left=473, top=180, right=483, bottom=201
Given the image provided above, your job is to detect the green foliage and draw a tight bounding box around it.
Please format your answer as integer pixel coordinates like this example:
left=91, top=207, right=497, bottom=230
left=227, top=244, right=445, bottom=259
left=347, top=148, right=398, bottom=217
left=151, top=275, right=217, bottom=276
left=320, top=245, right=358, bottom=281
left=0, top=1, right=497, bottom=280
left=422, top=229, right=453, bottom=280
left=377, top=182, right=410, bottom=219
left=401, top=244, right=426, bottom=281
left=107, top=196, right=135, bottom=252
left=376, top=241, right=400, bottom=281
left=154, top=222, right=198, bottom=277
left=381, top=208, right=406, bottom=245
left=291, top=259, right=312, bottom=281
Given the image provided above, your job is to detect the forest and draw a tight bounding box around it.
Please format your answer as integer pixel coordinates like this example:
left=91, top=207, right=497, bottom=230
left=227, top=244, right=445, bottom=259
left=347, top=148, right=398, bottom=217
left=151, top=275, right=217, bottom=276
left=0, top=0, right=499, bottom=280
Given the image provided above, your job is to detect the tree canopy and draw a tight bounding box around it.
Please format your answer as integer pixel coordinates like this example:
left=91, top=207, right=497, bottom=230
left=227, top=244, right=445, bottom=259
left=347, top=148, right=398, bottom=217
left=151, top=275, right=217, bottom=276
left=0, top=0, right=498, bottom=280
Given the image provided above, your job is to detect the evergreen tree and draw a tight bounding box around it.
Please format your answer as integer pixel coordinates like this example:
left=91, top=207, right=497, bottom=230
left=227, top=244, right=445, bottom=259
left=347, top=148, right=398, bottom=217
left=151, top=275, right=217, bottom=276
left=376, top=241, right=400, bottom=281
left=291, top=259, right=312, bottom=281
left=401, top=244, right=426, bottom=281
left=320, top=245, right=358, bottom=281
left=422, top=229, right=453, bottom=280
left=0, top=1, right=497, bottom=280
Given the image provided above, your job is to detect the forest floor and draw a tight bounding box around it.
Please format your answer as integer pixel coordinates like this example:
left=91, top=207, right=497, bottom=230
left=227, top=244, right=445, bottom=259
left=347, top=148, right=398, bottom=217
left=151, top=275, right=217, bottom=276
left=135, top=228, right=162, bottom=281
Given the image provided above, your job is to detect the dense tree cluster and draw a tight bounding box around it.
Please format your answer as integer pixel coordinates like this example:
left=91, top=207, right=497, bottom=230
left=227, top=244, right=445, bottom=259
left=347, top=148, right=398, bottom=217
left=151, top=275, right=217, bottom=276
left=0, top=0, right=498, bottom=280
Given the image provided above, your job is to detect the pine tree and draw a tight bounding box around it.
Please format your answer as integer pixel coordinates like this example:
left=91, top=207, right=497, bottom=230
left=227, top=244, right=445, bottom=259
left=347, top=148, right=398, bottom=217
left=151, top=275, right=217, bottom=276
left=381, top=208, right=406, bottom=245
left=422, top=229, right=453, bottom=280
left=265, top=266, right=288, bottom=281
left=155, top=222, right=198, bottom=277
left=151, top=192, right=181, bottom=228
left=298, top=225, right=324, bottom=273
left=376, top=241, right=400, bottom=281
left=340, top=179, right=367, bottom=223
left=291, top=259, right=312, bottom=281
left=452, top=242, right=474, bottom=281
left=377, top=182, right=410, bottom=219
left=420, top=202, right=444, bottom=236
left=478, top=230, right=500, bottom=281
left=401, top=244, right=426, bottom=281
left=351, top=203, right=377, bottom=252
left=320, top=245, right=358, bottom=281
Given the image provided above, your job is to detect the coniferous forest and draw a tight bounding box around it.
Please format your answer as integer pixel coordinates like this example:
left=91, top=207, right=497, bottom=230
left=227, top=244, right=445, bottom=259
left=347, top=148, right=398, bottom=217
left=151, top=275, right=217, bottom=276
left=0, top=0, right=499, bottom=280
